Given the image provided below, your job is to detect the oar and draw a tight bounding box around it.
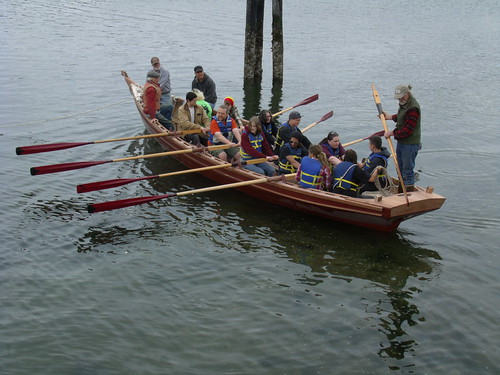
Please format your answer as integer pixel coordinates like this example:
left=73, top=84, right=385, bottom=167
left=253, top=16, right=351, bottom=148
left=87, top=174, right=295, bottom=213
left=16, top=129, right=203, bottom=155
left=301, top=111, right=334, bottom=133
left=343, top=130, right=385, bottom=147
left=76, top=158, right=268, bottom=193
left=30, top=144, right=233, bottom=176
left=272, top=94, right=319, bottom=118
left=371, top=83, right=409, bottom=205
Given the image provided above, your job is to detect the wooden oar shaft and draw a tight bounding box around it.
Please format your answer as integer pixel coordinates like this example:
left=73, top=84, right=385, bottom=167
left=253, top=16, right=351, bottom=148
left=93, top=128, right=202, bottom=144
left=272, top=94, right=319, bottom=118
left=342, top=130, right=385, bottom=147
left=111, top=143, right=231, bottom=162
left=88, top=173, right=294, bottom=213
left=301, top=111, right=334, bottom=133
left=371, top=83, right=409, bottom=204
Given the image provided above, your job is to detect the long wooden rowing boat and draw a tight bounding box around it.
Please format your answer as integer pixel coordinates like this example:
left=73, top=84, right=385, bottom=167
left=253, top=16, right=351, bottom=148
left=123, top=74, right=445, bottom=232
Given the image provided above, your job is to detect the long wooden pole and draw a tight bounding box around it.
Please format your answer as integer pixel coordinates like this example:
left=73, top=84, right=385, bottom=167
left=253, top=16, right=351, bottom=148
left=371, top=83, right=409, bottom=205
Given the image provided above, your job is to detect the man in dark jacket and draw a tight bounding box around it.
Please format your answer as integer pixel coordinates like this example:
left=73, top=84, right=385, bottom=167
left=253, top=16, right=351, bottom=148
left=191, top=65, right=217, bottom=108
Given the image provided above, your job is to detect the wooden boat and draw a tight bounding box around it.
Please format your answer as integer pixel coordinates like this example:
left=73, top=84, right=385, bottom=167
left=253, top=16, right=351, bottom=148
left=123, top=74, right=445, bottom=232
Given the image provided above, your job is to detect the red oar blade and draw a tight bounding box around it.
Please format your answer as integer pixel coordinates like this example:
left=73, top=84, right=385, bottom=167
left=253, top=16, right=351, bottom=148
left=30, top=160, right=111, bottom=176
left=319, top=110, right=334, bottom=122
left=87, top=193, right=177, bottom=213
left=16, top=142, right=92, bottom=155
left=77, top=175, right=156, bottom=193
left=296, top=94, right=319, bottom=107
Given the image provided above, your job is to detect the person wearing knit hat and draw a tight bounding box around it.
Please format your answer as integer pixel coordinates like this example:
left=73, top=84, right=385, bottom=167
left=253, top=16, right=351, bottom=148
left=381, top=84, right=421, bottom=191
left=223, top=96, right=247, bottom=129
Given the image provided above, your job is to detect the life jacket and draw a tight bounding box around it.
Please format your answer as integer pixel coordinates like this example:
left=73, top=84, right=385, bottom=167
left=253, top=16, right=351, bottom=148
left=142, top=82, right=161, bottom=112
left=364, top=152, right=388, bottom=185
left=333, top=162, right=358, bottom=192
left=278, top=143, right=304, bottom=173
left=209, top=116, right=234, bottom=144
left=298, top=156, right=323, bottom=189
left=262, top=122, right=273, bottom=136
left=274, top=122, right=293, bottom=150
left=322, top=142, right=341, bottom=158
left=240, top=131, right=264, bottom=160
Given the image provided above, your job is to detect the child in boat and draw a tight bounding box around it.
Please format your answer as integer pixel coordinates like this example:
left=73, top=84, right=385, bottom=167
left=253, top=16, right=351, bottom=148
left=296, top=145, right=331, bottom=190
left=319, top=131, right=345, bottom=163
left=223, top=96, right=247, bottom=130
left=240, top=116, right=278, bottom=176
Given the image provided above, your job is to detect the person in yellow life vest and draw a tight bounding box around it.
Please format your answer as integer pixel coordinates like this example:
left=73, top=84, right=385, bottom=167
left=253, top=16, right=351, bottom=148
left=296, top=145, right=331, bottom=190
left=331, top=149, right=382, bottom=197
left=239, top=116, right=278, bottom=176
left=278, top=131, right=308, bottom=174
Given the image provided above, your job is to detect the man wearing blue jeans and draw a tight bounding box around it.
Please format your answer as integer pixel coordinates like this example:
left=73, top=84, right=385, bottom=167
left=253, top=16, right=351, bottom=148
left=382, top=84, right=421, bottom=192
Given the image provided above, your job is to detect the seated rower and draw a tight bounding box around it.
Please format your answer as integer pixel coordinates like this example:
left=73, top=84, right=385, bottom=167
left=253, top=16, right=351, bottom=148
left=208, top=105, right=241, bottom=162
left=192, top=88, right=213, bottom=119
left=240, top=116, right=278, bottom=176
left=359, top=135, right=391, bottom=193
left=259, top=109, right=278, bottom=150
left=176, top=91, right=211, bottom=146
left=319, top=131, right=345, bottom=164
left=223, top=96, right=248, bottom=129
left=278, top=131, right=308, bottom=174
left=295, top=145, right=331, bottom=190
left=331, top=149, right=380, bottom=197
left=274, top=111, right=311, bottom=155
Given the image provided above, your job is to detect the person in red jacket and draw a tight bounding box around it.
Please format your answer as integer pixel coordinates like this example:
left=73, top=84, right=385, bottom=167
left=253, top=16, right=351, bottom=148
left=240, top=116, right=278, bottom=176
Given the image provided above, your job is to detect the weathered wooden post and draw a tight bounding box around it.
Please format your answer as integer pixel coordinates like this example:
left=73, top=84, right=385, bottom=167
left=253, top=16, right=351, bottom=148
left=272, top=0, right=283, bottom=82
left=244, top=0, right=265, bottom=79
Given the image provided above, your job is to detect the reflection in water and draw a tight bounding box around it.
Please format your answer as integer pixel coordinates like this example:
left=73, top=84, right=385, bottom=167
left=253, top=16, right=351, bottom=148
left=242, top=78, right=262, bottom=120
left=269, top=79, right=283, bottom=116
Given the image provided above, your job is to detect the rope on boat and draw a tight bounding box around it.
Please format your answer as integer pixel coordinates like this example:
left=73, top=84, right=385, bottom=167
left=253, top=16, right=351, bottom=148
left=374, top=167, right=398, bottom=196
left=0, top=98, right=130, bottom=129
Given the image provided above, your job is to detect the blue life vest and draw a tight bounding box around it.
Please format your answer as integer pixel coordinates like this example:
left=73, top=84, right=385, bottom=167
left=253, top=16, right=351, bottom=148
left=209, top=116, right=234, bottom=144
left=333, top=162, right=358, bottom=192
left=322, top=142, right=341, bottom=158
left=363, top=152, right=388, bottom=182
left=279, top=143, right=304, bottom=173
left=240, top=131, right=264, bottom=160
left=275, top=122, right=293, bottom=149
left=298, top=156, right=323, bottom=189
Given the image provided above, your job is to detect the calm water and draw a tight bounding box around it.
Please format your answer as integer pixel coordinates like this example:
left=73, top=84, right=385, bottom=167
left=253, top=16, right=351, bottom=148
left=1, top=0, right=499, bottom=374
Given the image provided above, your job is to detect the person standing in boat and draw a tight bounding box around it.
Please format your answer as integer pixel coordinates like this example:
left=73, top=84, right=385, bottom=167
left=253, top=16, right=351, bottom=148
left=319, top=131, right=345, bottom=163
left=331, top=149, right=381, bottom=197
left=274, top=111, right=311, bottom=155
left=142, top=71, right=174, bottom=131
left=223, top=96, right=247, bottom=129
left=278, top=131, right=308, bottom=174
left=239, top=116, right=278, bottom=176
left=208, top=105, right=241, bottom=162
left=259, top=110, right=278, bottom=151
left=295, top=145, right=331, bottom=190
left=359, top=135, right=391, bottom=193
left=192, top=65, right=217, bottom=108
left=147, top=57, right=173, bottom=122
left=177, top=91, right=211, bottom=146
left=381, top=84, right=421, bottom=192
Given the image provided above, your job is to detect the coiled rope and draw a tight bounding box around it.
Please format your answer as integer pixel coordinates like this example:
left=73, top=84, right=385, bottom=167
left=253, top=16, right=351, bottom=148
left=0, top=98, right=130, bottom=129
left=374, top=167, right=398, bottom=196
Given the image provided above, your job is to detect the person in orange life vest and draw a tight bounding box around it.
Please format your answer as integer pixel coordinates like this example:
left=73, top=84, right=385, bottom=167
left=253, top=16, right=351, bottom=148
left=240, top=116, right=278, bottom=176
left=296, top=145, right=332, bottom=190
left=208, top=105, right=241, bottom=162
left=223, top=96, right=247, bottom=129
left=319, top=131, right=346, bottom=163
left=278, top=131, right=308, bottom=174
left=143, top=70, right=174, bottom=130
left=331, top=149, right=381, bottom=197
left=177, top=91, right=211, bottom=146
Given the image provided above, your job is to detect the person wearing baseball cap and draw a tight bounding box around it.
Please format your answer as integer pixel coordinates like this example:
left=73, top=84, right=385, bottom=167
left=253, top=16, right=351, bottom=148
left=274, top=110, right=311, bottom=155
left=142, top=70, right=174, bottom=130
left=191, top=65, right=218, bottom=108
left=381, top=84, right=421, bottom=191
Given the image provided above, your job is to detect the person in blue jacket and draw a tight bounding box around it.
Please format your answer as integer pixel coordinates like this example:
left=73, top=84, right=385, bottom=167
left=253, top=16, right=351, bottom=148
left=360, top=135, right=391, bottom=193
